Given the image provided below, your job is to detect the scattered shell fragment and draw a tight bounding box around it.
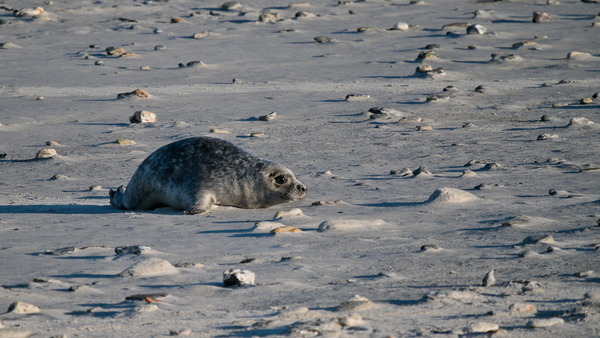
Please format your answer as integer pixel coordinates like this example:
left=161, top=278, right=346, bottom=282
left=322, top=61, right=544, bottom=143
left=255, top=221, right=287, bottom=231
left=442, top=22, right=470, bottom=30
left=170, top=17, right=185, bottom=23
left=537, top=133, right=558, bottom=140
left=7, top=301, right=40, bottom=314
left=192, top=31, right=209, bottom=39
left=357, top=26, right=376, bottom=32
left=274, top=208, right=303, bottom=219
left=223, top=269, right=255, bottom=287
left=117, top=89, right=150, bottom=99
left=129, top=110, right=157, bottom=124
left=466, top=24, right=487, bottom=35
left=490, top=53, right=523, bottom=63
left=414, top=65, right=445, bottom=78
left=179, top=60, right=206, bottom=68
left=259, top=12, right=283, bottom=23
left=271, top=226, right=302, bottom=234
left=115, top=245, right=151, bottom=255
left=139, top=66, right=150, bottom=71
left=522, top=234, right=554, bottom=245
left=295, top=11, right=318, bottom=19
left=314, top=36, right=334, bottom=44
left=512, top=41, right=538, bottom=49
left=367, top=107, right=403, bottom=119
left=119, top=257, right=179, bottom=277
left=345, top=94, right=370, bottom=102
left=473, top=9, right=494, bottom=19
left=89, top=185, right=102, bottom=191
left=337, top=295, right=373, bottom=312
left=420, top=244, right=440, bottom=251
left=569, top=117, right=594, bottom=126
left=527, top=317, right=564, bottom=328
left=116, top=138, right=136, bottom=145
left=567, top=51, right=594, bottom=60
left=318, top=219, right=385, bottom=232
left=416, top=51, right=438, bottom=61
left=210, top=128, right=229, bottom=134
left=221, top=1, right=242, bottom=11
left=482, top=269, right=496, bottom=287
left=15, top=7, right=45, bottom=18
left=106, top=46, right=126, bottom=56
left=36, top=148, right=57, bottom=159
left=580, top=97, right=593, bottom=104
left=258, top=112, right=277, bottom=121
left=250, top=132, right=265, bottom=137
left=0, top=42, right=22, bottom=49
left=466, top=322, right=499, bottom=334
left=509, top=303, right=537, bottom=314
left=416, top=125, right=433, bottom=131
left=532, top=11, right=551, bottom=23
left=573, top=270, right=593, bottom=278
left=427, top=187, right=478, bottom=204
left=50, top=174, right=69, bottom=180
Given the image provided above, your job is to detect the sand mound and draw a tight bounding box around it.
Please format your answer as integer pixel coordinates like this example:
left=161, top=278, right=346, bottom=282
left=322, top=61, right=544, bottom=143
left=119, top=258, right=179, bottom=278
left=426, top=187, right=479, bottom=204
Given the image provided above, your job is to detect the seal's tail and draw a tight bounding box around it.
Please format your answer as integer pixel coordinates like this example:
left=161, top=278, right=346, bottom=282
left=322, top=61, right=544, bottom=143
left=109, top=185, right=127, bottom=209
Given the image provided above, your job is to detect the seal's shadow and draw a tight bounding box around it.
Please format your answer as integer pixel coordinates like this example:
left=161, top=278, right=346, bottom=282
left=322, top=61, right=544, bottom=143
left=0, top=205, right=118, bottom=214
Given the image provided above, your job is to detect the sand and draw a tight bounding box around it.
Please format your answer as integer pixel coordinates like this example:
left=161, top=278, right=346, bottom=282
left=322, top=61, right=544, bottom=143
left=1, top=0, right=599, bottom=336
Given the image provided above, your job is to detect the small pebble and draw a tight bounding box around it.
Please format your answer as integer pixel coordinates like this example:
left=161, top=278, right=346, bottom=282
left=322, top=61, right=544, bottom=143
left=259, top=13, right=283, bottom=23
left=522, top=234, right=554, bottom=245
left=537, top=133, right=558, bottom=140
left=466, top=322, right=499, bottom=334
left=416, top=125, right=433, bottom=131
left=250, top=132, right=265, bottom=137
left=221, top=1, right=242, bottom=11
left=223, top=269, right=255, bottom=287
left=482, top=269, right=496, bottom=287
left=532, top=11, right=551, bottom=23
left=115, top=245, right=151, bottom=255
left=154, top=45, right=166, bottom=50
left=580, top=97, right=593, bottom=104
left=389, top=22, right=410, bottom=31
left=258, top=112, right=277, bottom=121
left=50, top=174, right=69, bottom=180
left=210, top=128, right=229, bottom=134
left=116, top=138, right=136, bottom=145
left=314, top=36, right=334, bottom=44
left=94, top=60, right=105, bottom=66
left=179, top=60, right=206, bottom=68
left=466, top=24, right=487, bottom=35
left=420, top=244, right=440, bottom=251
left=36, top=148, right=57, bottom=159
left=117, top=89, right=150, bottom=99
left=171, top=17, right=185, bottom=23
left=527, top=317, right=564, bottom=328
left=345, top=94, right=370, bottom=102
left=140, top=66, right=151, bottom=71
left=130, top=110, right=157, bottom=123
left=89, top=185, right=102, bottom=191
left=274, top=208, right=303, bottom=219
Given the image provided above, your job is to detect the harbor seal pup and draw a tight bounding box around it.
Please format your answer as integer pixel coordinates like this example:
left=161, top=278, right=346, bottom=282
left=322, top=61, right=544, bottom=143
left=109, top=137, right=307, bottom=214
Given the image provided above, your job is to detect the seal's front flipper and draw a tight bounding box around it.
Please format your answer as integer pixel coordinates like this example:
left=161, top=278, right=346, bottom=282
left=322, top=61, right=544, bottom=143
left=109, top=185, right=127, bottom=209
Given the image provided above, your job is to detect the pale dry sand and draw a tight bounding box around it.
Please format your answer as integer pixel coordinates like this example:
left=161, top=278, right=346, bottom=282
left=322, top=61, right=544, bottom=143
left=1, top=0, right=599, bottom=337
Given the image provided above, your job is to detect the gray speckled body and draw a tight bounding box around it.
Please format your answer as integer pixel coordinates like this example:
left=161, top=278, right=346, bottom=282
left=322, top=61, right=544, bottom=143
left=109, top=137, right=307, bottom=214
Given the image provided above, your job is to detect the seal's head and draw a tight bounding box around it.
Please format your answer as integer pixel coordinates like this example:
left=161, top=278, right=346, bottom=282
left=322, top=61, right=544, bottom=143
left=260, top=163, right=307, bottom=206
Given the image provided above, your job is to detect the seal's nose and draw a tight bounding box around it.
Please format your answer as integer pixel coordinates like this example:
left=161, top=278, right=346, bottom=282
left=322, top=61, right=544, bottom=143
left=297, top=184, right=307, bottom=194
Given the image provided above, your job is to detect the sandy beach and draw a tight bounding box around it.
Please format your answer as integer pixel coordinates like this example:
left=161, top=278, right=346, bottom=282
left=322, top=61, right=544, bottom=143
left=1, top=0, right=599, bottom=336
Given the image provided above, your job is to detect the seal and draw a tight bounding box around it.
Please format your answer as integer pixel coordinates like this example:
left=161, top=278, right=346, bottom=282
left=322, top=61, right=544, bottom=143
left=109, top=137, right=307, bottom=214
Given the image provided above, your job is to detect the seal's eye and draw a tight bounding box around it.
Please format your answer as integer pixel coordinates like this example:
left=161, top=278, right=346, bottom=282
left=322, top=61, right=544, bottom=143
left=274, top=175, right=288, bottom=185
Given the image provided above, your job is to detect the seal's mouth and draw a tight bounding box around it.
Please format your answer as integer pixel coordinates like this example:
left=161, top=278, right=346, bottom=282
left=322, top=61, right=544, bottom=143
left=282, top=185, right=307, bottom=201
